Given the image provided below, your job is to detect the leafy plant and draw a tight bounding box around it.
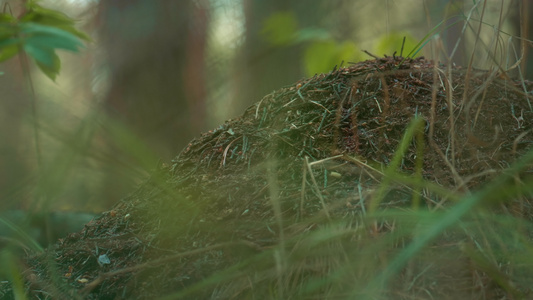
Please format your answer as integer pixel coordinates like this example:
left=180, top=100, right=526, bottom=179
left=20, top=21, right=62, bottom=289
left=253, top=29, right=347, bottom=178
left=0, top=0, right=90, bottom=80
left=0, top=0, right=90, bottom=168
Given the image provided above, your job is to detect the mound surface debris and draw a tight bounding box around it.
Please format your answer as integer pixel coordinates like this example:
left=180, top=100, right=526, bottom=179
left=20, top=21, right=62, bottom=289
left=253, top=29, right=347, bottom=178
left=5, top=56, right=533, bottom=299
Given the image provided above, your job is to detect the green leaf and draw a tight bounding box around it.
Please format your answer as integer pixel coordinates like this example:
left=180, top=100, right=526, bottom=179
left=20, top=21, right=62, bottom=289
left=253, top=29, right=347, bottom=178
left=0, top=2, right=88, bottom=81
left=0, top=13, right=16, bottom=23
left=21, top=0, right=92, bottom=41
left=23, top=6, right=74, bottom=24
left=21, top=10, right=91, bottom=42
left=35, top=53, right=61, bottom=81
left=337, top=41, right=360, bottom=61
left=0, top=22, right=19, bottom=37
left=43, top=23, right=91, bottom=42
left=0, top=37, right=20, bottom=49
left=23, top=0, right=78, bottom=26
left=304, top=40, right=336, bottom=75
left=0, top=45, right=20, bottom=63
left=303, top=40, right=362, bottom=76
left=261, top=12, right=298, bottom=46
left=374, top=31, right=418, bottom=57
left=1, top=250, right=28, bottom=300
left=20, top=23, right=84, bottom=50
left=293, top=28, right=331, bottom=43
left=23, top=42, right=57, bottom=67
left=25, top=34, right=81, bottom=52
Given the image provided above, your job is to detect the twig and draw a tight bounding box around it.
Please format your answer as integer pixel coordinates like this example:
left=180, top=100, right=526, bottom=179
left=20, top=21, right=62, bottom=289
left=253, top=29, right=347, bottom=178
left=362, top=50, right=380, bottom=60
left=305, top=156, right=331, bottom=220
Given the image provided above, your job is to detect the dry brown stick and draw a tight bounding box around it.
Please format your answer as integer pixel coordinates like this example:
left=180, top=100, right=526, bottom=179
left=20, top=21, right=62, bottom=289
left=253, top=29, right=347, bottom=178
left=362, top=50, right=380, bottom=60
left=305, top=156, right=331, bottom=221
left=300, top=159, right=307, bottom=219
left=342, top=154, right=444, bottom=209
left=428, top=140, right=467, bottom=192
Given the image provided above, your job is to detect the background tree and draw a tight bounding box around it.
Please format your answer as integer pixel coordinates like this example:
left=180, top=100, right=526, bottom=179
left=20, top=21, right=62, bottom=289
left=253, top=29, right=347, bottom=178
left=97, top=0, right=210, bottom=160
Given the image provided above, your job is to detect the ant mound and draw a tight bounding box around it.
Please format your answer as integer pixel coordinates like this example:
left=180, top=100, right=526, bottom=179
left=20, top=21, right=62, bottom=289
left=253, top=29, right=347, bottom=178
left=10, top=56, right=533, bottom=299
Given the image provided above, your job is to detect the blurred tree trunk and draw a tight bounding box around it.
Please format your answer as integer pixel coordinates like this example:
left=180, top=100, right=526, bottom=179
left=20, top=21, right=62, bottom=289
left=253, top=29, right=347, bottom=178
left=95, top=0, right=210, bottom=204
left=97, top=0, right=210, bottom=159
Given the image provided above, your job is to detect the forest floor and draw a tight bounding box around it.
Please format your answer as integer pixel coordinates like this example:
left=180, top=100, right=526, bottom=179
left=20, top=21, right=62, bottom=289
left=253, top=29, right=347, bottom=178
left=3, top=56, right=533, bottom=299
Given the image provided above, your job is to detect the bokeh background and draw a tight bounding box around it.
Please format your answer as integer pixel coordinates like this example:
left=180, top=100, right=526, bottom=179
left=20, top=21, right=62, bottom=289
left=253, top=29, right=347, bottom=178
left=0, top=0, right=527, bottom=222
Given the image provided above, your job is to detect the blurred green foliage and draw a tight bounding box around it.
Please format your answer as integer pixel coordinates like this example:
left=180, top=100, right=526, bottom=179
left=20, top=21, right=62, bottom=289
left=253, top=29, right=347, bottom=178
left=261, top=11, right=364, bottom=77
left=261, top=12, right=419, bottom=77
left=0, top=0, right=89, bottom=80
left=261, top=11, right=299, bottom=46
left=375, top=31, right=418, bottom=57
left=304, top=40, right=361, bottom=76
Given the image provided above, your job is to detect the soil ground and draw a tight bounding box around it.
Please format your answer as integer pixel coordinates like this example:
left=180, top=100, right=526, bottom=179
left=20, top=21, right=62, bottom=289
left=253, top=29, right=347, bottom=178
left=2, top=56, right=533, bottom=299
